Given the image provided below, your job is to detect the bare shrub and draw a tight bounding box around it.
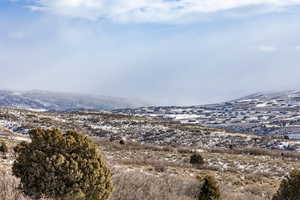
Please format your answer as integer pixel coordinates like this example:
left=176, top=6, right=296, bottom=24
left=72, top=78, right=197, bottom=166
left=243, top=184, right=274, bottom=199
left=0, top=170, right=30, bottom=200
left=221, top=184, right=273, bottom=200
left=118, top=155, right=189, bottom=169
left=110, top=170, right=199, bottom=200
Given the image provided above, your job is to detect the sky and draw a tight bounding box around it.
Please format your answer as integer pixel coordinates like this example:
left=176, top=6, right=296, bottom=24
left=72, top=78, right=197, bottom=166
left=1, top=0, right=300, bottom=105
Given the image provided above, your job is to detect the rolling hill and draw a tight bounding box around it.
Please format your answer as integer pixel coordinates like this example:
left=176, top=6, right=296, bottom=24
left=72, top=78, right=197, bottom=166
left=0, top=90, right=146, bottom=111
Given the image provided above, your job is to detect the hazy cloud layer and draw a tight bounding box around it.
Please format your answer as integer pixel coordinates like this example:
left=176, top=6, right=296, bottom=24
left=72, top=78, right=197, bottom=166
left=257, top=45, right=278, bottom=53
left=1, top=10, right=300, bottom=105
left=25, top=0, right=300, bottom=23
left=1, top=1, right=300, bottom=105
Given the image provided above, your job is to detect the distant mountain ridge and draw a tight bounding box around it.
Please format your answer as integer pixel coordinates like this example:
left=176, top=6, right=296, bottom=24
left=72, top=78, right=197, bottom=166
left=0, top=90, right=146, bottom=111
left=232, top=90, right=300, bottom=103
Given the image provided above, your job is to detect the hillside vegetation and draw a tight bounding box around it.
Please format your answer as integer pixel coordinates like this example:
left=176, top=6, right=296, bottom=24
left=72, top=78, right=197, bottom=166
left=0, top=108, right=300, bottom=199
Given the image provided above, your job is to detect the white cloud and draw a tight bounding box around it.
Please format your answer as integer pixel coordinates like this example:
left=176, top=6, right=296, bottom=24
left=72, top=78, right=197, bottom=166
left=257, top=45, right=278, bottom=53
left=25, top=0, right=300, bottom=23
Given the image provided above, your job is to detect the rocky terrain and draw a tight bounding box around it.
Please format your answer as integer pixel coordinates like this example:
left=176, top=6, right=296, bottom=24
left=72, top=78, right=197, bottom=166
left=114, top=91, right=300, bottom=138
left=0, top=90, right=146, bottom=111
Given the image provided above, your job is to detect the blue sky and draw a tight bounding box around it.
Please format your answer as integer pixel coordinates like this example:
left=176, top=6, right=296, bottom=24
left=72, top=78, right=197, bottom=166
left=1, top=0, right=300, bottom=105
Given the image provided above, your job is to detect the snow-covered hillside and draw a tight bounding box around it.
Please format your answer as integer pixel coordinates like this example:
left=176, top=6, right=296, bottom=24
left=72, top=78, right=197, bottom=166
left=0, top=90, right=146, bottom=111
left=114, top=90, right=300, bottom=136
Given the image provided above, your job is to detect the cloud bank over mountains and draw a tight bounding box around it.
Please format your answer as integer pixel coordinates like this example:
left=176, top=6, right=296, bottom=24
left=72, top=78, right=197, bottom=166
left=2, top=0, right=300, bottom=105
left=26, top=0, right=300, bottom=23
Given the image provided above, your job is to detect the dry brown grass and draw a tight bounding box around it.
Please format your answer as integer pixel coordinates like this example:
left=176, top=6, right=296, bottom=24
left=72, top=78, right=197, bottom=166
left=0, top=167, right=199, bottom=200
left=0, top=168, right=53, bottom=200
left=110, top=168, right=277, bottom=200
left=0, top=136, right=283, bottom=200
left=96, top=139, right=177, bottom=153
left=0, top=165, right=278, bottom=200
left=110, top=169, right=199, bottom=200
left=96, top=138, right=300, bottom=162
left=0, top=170, right=30, bottom=200
left=221, top=183, right=275, bottom=200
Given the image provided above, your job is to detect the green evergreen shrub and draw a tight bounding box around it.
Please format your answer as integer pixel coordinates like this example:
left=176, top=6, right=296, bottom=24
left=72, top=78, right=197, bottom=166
left=190, top=153, right=205, bottom=166
left=12, top=128, right=113, bottom=200
left=272, top=169, right=300, bottom=200
left=0, top=141, right=8, bottom=154
left=198, top=175, right=220, bottom=200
